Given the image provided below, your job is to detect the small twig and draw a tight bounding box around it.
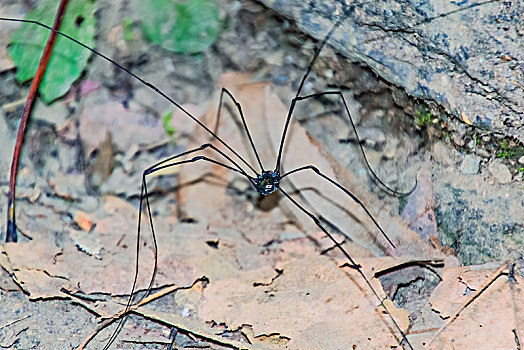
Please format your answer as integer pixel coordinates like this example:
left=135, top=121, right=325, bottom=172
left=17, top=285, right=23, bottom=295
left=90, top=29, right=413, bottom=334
left=6, top=0, right=70, bottom=242
left=120, top=338, right=172, bottom=345
left=402, top=327, right=440, bottom=335
left=1, top=98, right=26, bottom=113
left=132, top=309, right=261, bottom=350
left=0, top=315, right=30, bottom=331
left=426, top=262, right=509, bottom=346
left=167, top=327, right=178, bottom=350
left=77, top=284, right=180, bottom=350
left=60, top=290, right=103, bottom=318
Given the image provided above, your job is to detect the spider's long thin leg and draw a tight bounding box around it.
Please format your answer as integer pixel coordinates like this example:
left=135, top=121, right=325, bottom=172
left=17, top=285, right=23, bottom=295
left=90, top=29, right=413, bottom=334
left=102, top=144, right=254, bottom=350
left=275, top=10, right=348, bottom=171
left=0, top=17, right=259, bottom=176
left=278, top=187, right=413, bottom=350
left=296, top=91, right=417, bottom=196
left=132, top=143, right=255, bottom=303
left=214, top=88, right=265, bottom=173
left=144, top=143, right=257, bottom=188
left=281, top=165, right=395, bottom=248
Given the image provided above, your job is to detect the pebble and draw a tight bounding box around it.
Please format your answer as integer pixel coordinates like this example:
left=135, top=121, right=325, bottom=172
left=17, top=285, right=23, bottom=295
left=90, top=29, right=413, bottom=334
left=74, top=210, right=94, bottom=232
left=475, top=148, right=490, bottom=158
left=460, top=154, right=480, bottom=175
left=359, top=127, right=386, bottom=149
left=453, top=133, right=464, bottom=146
left=370, top=109, right=386, bottom=119
left=383, top=138, right=399, bottom=159
left=452, top=123, right=466, bottom=146
left=488, top=160, right=512, bottom=184
left=432, top=141, right=454, bottom=166
left=518, top=156, right=524, bottom=164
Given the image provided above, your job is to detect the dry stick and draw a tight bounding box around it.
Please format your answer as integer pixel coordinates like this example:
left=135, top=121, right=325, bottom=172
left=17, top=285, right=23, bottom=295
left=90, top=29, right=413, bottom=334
left=77, top=281, right=256, bottom=350
left=0, top=315, right=30, bottom=331
left=426, top=261, right=509, bottom=346
left=71, top=284, right=255, bottom=350
left=5, top=0, right=70, bottom=242
left=77, top=284, right=181, bottom=350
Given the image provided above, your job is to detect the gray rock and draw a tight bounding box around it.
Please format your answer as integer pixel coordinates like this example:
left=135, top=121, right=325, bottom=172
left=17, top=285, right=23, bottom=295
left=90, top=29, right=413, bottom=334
left=401, top=168, right=438, bottom=241
left=519, top=156, right=524, bottom=165
left=460, top=154, right=480, bottom=175
left=434, top=176, right=524, bottom=265
left=259, top=0, right=524, bottom=143
left=475, top=148, right=490, bottom=158
left=488, top=160, right=512, bottom=184
left=431, top=141, right=454, bottom=166
left=358, top=127, right=386, bottom=149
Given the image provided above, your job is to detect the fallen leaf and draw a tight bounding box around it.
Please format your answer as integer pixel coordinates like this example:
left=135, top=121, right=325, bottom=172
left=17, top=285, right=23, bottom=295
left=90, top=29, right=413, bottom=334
left=69, top=229, right=101, bottom=258
left=79, top=100, right=166, bottom=157
left=427, top=264, right=523, bottom=349
left=86, top=131, right=114, bottom=189
left=461, top=112, right=472, bottom=125
left=198, top=254, right=408, bottom=349
left=48, top=173, right=85, bottom=201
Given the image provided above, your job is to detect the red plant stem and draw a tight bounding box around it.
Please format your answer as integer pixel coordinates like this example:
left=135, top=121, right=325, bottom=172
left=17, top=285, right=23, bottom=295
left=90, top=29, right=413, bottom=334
left=6, top=0, right=70, bottom=242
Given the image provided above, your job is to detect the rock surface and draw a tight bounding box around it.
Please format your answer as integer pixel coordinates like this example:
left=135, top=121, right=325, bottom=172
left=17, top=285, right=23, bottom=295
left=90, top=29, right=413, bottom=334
left=460, top=154, right=480, bottom=175
left=258, top=0, right=524, bottom=142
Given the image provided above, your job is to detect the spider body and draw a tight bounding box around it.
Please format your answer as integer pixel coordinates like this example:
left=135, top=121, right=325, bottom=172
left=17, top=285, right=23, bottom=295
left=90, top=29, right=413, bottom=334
left=254, top=170, right=280, bottom=195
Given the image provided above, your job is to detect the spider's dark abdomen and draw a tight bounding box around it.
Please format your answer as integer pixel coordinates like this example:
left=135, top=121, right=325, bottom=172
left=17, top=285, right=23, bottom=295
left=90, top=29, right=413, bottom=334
left=255, top=170, right=280, bottom=195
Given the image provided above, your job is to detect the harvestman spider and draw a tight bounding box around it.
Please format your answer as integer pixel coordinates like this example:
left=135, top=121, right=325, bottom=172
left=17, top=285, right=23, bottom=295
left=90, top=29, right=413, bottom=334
left=3, top=4, right=417, bottom=349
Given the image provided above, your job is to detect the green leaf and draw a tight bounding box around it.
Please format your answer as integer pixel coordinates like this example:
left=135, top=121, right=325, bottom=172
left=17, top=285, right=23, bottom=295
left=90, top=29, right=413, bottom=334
left=9, top=0, right=97, bottom=103
left=163, top=111, right=175, bottom=136
left=123, top=18, right=134, bottom=42
left=138, top=0, right=220, bottom=54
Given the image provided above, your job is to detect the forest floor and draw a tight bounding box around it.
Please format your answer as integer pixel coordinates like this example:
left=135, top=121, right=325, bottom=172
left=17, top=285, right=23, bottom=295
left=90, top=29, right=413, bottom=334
left=0, top=0, right=522, bottom=349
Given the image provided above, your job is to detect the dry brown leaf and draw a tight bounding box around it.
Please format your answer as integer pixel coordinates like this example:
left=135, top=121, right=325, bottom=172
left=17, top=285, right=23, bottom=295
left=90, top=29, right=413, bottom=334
left=168, top=103, right=203, bottom=137
left=76, top=283, right=265, bottom=350
left=426, top=264, right=523, bottom=349
left=48, top=173, right=85, bottom=201
left=0, top=192, right=286, bottom=299
left=0, top=23, right=15, bottom=72
left=85, top=131, right=115, bottom=188
left=0, top=239, right=72, bottom=299
left=79, top=100, right=166, bottom=157
left=0, top=197, right=156, bottom=297
left=198, top=254, right=407, bottom=349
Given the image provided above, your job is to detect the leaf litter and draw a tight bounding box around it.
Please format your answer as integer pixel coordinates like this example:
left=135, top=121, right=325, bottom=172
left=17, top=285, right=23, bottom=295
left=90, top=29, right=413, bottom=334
left=1, top=71, right=522, bottom=349
left=426, top=262, right=523, bottom=349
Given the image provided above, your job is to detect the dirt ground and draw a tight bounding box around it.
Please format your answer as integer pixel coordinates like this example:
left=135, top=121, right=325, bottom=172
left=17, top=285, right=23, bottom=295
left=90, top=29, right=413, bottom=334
left=0, top=0, right=522, bottom=349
